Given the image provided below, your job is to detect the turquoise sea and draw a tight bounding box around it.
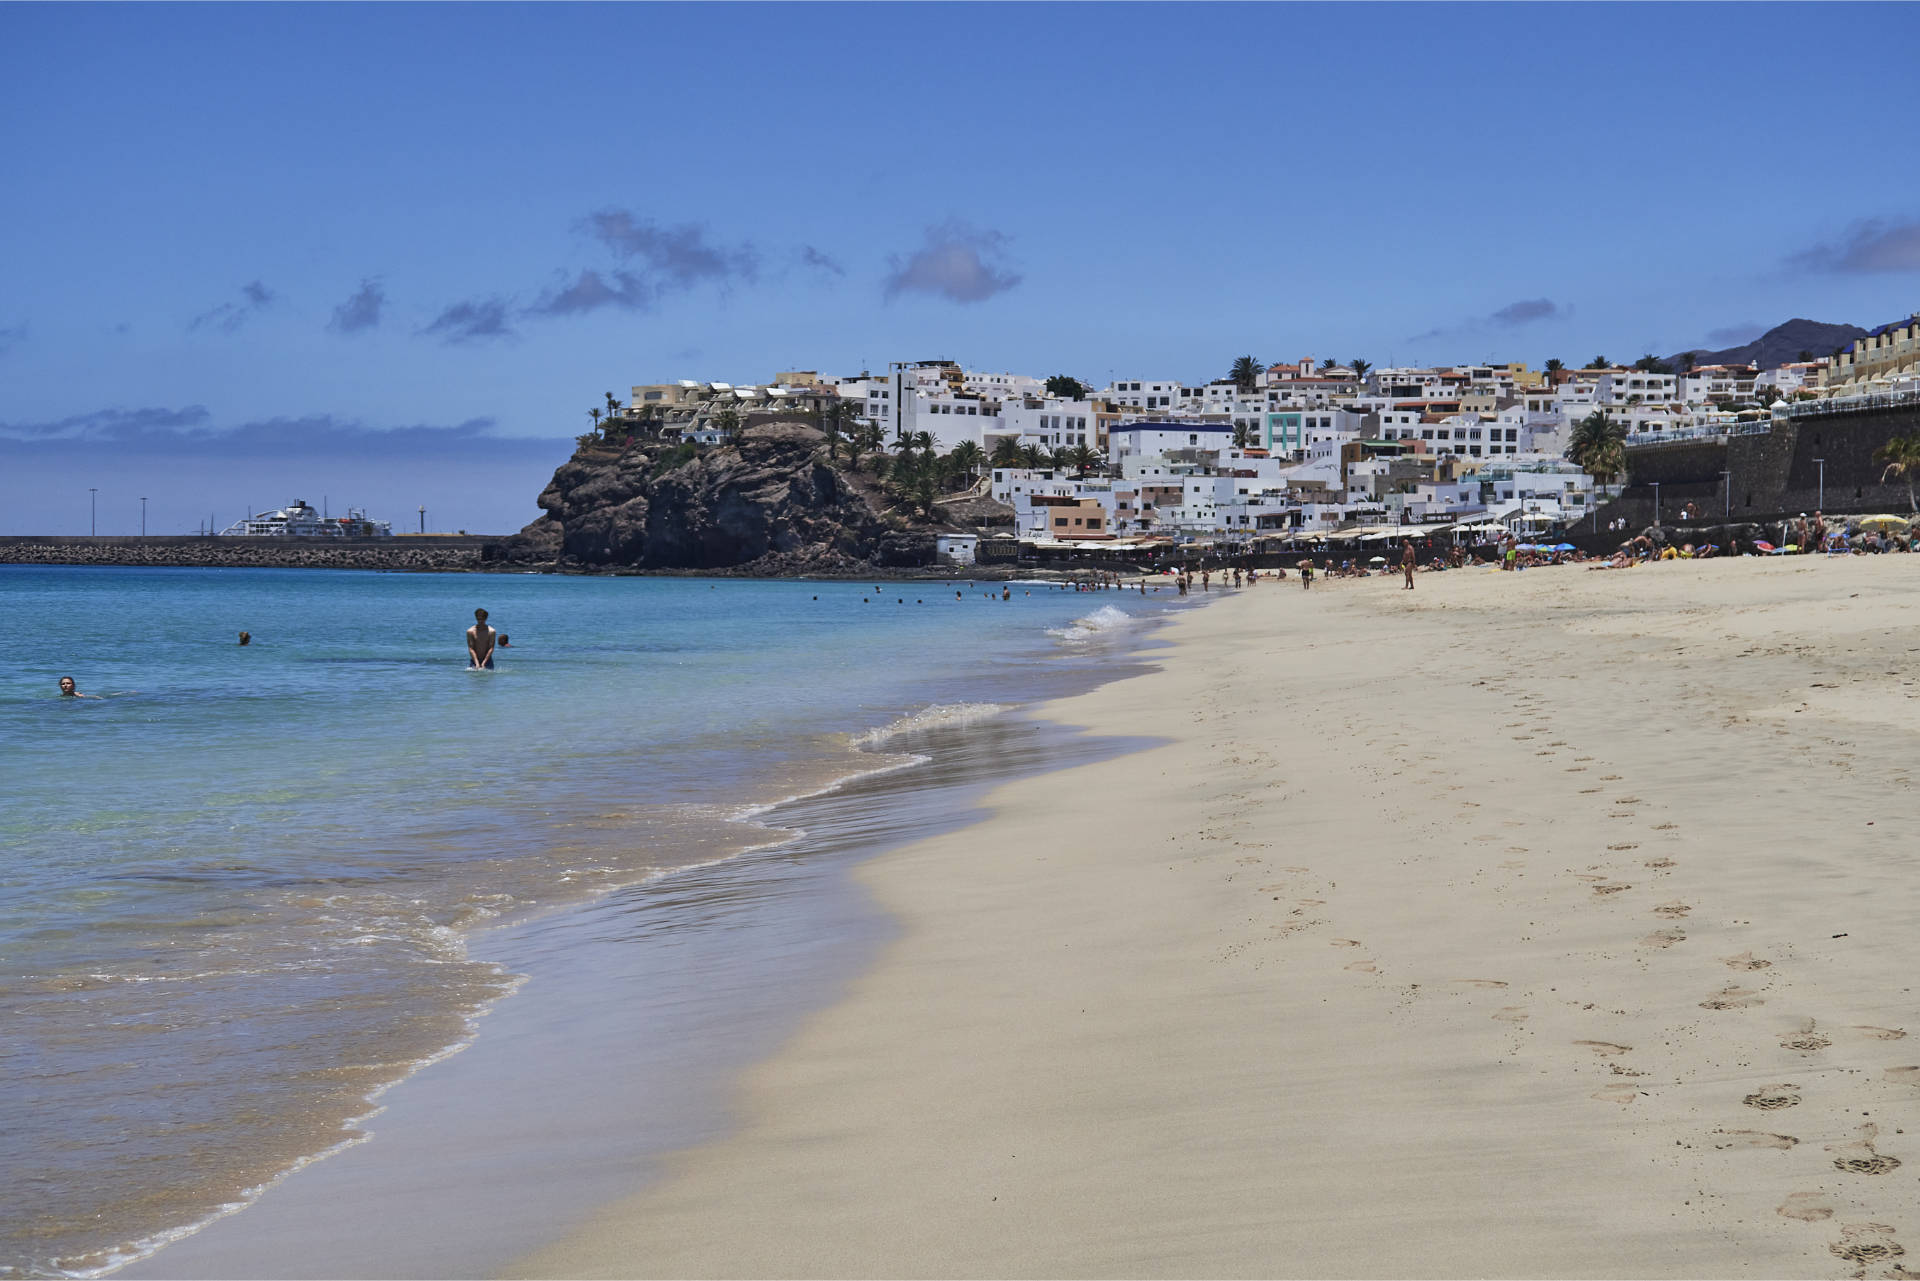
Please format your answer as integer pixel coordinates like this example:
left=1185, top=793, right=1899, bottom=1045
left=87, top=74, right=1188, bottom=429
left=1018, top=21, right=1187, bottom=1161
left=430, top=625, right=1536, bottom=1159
left=0, top=566, right=1180, bottom=1278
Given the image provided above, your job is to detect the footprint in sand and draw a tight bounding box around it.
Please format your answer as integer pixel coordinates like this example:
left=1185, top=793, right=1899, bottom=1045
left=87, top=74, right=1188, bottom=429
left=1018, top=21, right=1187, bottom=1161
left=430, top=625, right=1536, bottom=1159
left=1715, top=1130, right=1799, bottom=1150
left=1644, top=857, right=1677, bottom=870
left=1854, top=1026, right=1908, bottom=1041
left=1330, top=938, right=1362, bottom=948
left=1744, top=1084, right=1801, bottom=1110
left=1579, top=787, right=1603, bottom=793
left=1654, top=823, right=1679, bottom=831
left=1491, top=1006, right=1529, bottom=1022
left=1574, top=1040, right=1632, bottom=1057
left=1828, top=1124, right=1903, bottom=1176
left=1614, top=796, right=1643, bottom=805
left=1344, top=960, right=1378, bottom=973
left=1591, top=882, right=1633, bottom=896
left=1296, top=898, right=1326, bottom=906
left=1776, top=1190, right=1832, bottom=1220
left=1701, top=985, right=1764, bottom=1010
left=1453, top=979, right=1509, bottom=989
left=1499, top=859, right=1527, bottom=870
left=1640, top=928, right=1687, bottom=948
left=1600, top=774, right=1623, bottom=781
left=1608, top=842, right=1639, bottom=851
left=1780, top=1022, right=1830, bottom=1051
left=1652, top=900, right=1692, bottom=919
left=1829, top=1222, right=1906, bottom=1267
left=1723, top=951, right=1774, bottom=972
left=1591, top=1083, right=1641, bottom=1104
left=1883, top=1066, right=1920, bottom=1087
left=1574, top=756, right=1594, bottom=762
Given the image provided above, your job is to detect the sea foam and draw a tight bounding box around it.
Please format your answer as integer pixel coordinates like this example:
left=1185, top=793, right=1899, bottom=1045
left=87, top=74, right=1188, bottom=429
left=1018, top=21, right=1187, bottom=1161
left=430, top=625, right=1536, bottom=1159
left=1048, top=604, right=1135, bottom=643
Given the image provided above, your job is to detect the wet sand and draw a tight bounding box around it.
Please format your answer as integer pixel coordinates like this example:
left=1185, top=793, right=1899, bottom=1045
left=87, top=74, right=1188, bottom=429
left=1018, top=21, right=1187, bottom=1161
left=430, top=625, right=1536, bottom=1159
left=520, top=557, right=1920, bottom=1279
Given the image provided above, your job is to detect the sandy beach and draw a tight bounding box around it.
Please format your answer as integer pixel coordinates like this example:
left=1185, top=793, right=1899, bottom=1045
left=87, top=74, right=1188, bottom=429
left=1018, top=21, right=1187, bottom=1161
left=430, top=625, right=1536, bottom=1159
left=516, top=557, right=1920, bottom=1280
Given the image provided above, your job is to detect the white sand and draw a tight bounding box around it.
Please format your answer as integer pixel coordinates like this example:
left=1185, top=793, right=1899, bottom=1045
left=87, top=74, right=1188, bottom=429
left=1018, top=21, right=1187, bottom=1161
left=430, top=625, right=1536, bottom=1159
left=517, top=558, right=1920, bottom=1279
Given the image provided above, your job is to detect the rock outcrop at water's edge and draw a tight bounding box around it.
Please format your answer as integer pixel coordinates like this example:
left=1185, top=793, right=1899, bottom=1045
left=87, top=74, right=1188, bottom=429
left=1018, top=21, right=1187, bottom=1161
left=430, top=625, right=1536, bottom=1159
left=505, top=420, right=941, bottom=573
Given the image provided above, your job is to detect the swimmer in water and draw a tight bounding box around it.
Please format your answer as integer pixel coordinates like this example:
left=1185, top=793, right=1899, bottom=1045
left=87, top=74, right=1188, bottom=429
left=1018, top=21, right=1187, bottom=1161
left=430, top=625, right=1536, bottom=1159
left=238, top=631, right=251, bottom=646
left=57, top=676, right=97, bottom=698
left=467, top=608, right=498, bottom=669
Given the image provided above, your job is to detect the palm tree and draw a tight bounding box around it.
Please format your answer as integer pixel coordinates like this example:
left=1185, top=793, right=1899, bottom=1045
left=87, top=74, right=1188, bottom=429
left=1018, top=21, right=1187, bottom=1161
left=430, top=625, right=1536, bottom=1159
left=1544, top=358, right=1565, bottom=379
left=604, top=391, right=621, bottom=420
left=1679, top=352, right=1699, bottom=372
left=1320, top=357, right=1337, bottom=371
left=1875, top=433, right=1920, bottom=513
left=1069, top=443, right=1099, bottom=476
left=1018, top=443, right=1047, bottom=469
left=712, top=408, right=741, bottom=439
left=1584, top=356, right=1612, bottom=370
left=1567, top=410, right=1627, bottom=486
left=1049, top=446, right=1077, bottom=472
left=1230, top=355, right=1262, bottom=393
left=1231, top=421, right=1255, bottom=449
left=1350, top=358, right=1372, bottom=381
left=989, top=437, right=1023, bottom=469
left=820, top=402, right=847, bottom=460
left=587, top=407, right=602, bottom=438
left=949, top=439, right=986, bottom=484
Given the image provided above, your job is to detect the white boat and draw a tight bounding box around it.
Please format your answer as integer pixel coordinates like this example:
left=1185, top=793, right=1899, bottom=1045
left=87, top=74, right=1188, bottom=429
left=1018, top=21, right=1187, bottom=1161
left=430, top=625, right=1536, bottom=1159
left=218, top=500, right=392, bottom=538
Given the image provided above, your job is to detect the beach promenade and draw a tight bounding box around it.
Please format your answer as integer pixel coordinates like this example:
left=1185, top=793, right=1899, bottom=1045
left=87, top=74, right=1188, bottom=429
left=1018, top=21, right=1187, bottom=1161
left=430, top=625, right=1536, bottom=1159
left=518, top=558, right=1919, bottom=1279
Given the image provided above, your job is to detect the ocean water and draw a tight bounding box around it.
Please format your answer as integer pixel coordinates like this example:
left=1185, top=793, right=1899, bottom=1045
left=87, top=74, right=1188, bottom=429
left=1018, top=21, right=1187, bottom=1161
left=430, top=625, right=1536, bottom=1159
left=0, top=566, right=1180, bottom=1278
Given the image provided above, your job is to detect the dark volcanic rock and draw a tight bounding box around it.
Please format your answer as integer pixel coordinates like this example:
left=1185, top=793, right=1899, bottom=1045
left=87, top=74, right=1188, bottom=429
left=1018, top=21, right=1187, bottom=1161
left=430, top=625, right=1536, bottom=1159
left=507, top=421, right=898, bottom=570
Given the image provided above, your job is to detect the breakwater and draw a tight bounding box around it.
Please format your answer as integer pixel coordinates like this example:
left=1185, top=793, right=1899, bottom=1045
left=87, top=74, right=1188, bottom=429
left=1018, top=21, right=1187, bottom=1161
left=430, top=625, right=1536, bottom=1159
left=0, top=535, right=506, bottom=572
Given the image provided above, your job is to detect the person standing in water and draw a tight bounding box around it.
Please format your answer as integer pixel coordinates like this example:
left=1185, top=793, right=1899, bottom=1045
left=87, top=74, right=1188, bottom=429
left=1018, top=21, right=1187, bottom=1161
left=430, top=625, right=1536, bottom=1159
left=466, top=608, right=498, bottom=669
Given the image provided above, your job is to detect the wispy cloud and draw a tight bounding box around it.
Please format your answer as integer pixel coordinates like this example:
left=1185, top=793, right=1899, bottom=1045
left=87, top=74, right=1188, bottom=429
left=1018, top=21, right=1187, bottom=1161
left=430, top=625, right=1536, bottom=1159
left=883, top=220, right=1022, bottom=304
left=524, top=212, right=759, bottom=317
left=1410, top=297, right=1567, bottom=343
left=799, top=245, right=845, bottom=277
left=1489, top=298, right=1563, bottom=326
left=1789, top=218, right=1920, bottom=274
left=0, top=404, right=213, bottom=441
left=189, top=280, right=277, bottom=333
left=329, top=279, right=386, bottom=334
left=0, top=405, right=567, bottom=459
left=422, top=296, right=514, bottom=344
left=586, top=211, right=758, bottom=288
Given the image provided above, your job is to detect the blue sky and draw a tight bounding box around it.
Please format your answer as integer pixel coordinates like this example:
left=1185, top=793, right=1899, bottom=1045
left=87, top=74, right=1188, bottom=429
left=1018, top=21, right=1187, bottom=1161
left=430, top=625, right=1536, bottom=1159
left=4, top=1, right=1918, bottom=534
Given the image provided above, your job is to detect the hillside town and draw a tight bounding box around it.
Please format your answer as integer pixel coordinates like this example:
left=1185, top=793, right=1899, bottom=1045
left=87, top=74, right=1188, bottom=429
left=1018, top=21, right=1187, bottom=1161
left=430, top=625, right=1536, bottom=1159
left=598, top=314, right=1920, bottom=555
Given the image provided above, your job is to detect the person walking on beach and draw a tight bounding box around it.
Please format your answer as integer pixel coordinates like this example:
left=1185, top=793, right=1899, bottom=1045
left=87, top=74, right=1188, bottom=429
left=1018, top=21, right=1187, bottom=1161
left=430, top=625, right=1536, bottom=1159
left=1401, top=538, right=1416, bottom=590
left=466, top=608, right=498, bottom=669
left=1299, top=557, right=1314, bottom=590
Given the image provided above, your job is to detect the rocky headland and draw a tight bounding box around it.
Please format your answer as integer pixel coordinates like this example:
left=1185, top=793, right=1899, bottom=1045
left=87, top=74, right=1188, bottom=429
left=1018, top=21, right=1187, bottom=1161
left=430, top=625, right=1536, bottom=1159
left=503, top=420, right=998, bottom=575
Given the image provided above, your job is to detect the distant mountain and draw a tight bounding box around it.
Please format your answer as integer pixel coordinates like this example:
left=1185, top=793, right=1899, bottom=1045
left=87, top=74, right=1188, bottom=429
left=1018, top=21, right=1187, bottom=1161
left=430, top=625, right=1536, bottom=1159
left=1663, top=318, right=1866, bottom=372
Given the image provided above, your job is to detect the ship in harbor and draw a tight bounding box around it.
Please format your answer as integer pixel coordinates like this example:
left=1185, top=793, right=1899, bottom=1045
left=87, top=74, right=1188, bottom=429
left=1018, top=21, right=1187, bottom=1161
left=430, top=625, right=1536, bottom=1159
left=217, top=500, right=392, bottom=538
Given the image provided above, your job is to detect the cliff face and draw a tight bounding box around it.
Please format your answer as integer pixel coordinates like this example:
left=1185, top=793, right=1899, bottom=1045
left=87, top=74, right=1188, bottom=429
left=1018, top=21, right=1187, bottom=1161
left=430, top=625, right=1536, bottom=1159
left=507, top=420, right=930, bottom=572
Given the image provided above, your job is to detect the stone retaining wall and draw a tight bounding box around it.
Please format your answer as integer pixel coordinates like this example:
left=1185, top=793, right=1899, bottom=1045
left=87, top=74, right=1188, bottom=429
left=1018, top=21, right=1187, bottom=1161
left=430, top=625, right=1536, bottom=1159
left=0, top=536, right=504, bottom=572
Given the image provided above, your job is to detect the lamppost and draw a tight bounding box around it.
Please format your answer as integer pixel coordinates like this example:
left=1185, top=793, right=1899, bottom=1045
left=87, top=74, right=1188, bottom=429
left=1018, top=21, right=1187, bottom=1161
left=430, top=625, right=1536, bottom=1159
left=418, top=506, right=426, bottom=534
left=1651, top=481, right=1661, bottom=527
left=89, top=488, right=97, bottom=536
left=1812, top=457, right=1825, bottom=509
left=1720, top=470, right=1731, bottom=517
left=141, top=497, right=148, bottom=537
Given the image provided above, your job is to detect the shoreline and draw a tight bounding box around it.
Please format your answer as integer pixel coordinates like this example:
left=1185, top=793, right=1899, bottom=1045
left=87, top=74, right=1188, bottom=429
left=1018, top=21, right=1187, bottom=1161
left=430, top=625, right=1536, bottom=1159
left=515, top=557, right=1920, bottom=1279
left=113, top=606, right=1181, bottom=1279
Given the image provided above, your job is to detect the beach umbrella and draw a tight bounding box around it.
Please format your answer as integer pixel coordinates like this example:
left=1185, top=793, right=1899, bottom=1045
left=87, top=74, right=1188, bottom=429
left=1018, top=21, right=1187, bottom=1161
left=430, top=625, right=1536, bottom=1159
left=1553, top=542, right=1575, bottom=551
left=1859, top=514, right=1910, bottom=532
left=1752, top=540, right=1775, bottom=551
left=1368, top=555, right=1387, bottom=564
